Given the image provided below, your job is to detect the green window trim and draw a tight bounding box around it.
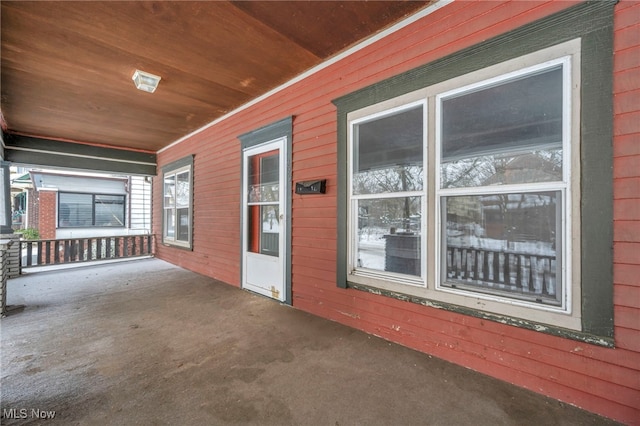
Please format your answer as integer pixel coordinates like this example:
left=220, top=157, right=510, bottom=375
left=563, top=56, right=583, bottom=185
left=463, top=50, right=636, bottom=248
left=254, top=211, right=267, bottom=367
left=333, top=1, right=614, bottom=345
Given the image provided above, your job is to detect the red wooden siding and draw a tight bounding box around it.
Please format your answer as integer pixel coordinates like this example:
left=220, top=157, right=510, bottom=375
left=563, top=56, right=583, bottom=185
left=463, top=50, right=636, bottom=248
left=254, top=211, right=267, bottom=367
left=154, top=1, right=640, bottom=423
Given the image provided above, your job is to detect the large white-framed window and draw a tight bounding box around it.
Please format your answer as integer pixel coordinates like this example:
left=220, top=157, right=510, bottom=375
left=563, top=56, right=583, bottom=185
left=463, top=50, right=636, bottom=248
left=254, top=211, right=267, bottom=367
left=162, top=156, right=193, bottom=249
left=349, top=100, right=427, bottom=287
left=436, top=57, right=572, bottom=312
left=344, top=40, right=582, bottom=330
left=58, top=192, right=126, bottom=228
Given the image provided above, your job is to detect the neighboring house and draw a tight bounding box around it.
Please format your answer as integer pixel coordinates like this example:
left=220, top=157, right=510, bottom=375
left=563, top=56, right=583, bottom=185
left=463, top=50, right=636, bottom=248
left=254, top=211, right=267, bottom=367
left=153, top=2, right=639, bottom=423
left=9, top=167, right=34, bottom=229
left=11, top=169, right=151, bottom=239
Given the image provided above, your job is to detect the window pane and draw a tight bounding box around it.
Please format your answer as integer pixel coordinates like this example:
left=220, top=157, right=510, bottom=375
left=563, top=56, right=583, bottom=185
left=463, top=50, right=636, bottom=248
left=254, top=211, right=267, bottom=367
left=95, top=195, right=125, bottom=227
left=177, top=207, right=189, bottom=242
left=442, top=191, right=561, bottom=305
left=353, top=106, right=423, bottom=195
left=356, top=197, right=422, bottom=276
left=260, top=205, right=279, bottom=256
left=441, top=66, right=563, bottom=187
left=176, top=172, right=190, bottom=208
left=248, top=205, right=279, bottom=256
left=59, top=193, right=92, bottom=227
left=441, top=150, right=562, bottom=188
left=164, top=175, right=175, bottom=207
left=165, top=209, right=175, bottom=239
left=248, top=152, right=279, bottom=203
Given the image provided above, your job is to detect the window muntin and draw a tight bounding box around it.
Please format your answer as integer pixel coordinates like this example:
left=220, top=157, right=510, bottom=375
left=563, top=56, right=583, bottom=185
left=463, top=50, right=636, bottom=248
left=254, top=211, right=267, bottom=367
left=58, top=192, right=125, bottom=228
left=163, top=161, right=192, bottom=248
left=436, top=59, right=570, bottom=310
left=349, top=103, right=426, bottom=281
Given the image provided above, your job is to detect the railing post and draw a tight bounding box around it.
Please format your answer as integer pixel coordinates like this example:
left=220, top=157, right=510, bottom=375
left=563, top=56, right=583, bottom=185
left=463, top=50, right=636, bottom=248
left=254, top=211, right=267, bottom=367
left=473, top=250, right=479, bottom=281
left=503, top=252, right=510, bottom=286
left=26, top=242, right=33, bottom=266
left=54, top=241, right=60, bottom=264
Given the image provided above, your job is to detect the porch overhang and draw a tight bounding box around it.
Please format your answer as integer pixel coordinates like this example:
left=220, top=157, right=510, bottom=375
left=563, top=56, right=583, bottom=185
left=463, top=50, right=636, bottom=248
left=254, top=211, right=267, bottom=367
left=3, top=134, right=156, bottom=176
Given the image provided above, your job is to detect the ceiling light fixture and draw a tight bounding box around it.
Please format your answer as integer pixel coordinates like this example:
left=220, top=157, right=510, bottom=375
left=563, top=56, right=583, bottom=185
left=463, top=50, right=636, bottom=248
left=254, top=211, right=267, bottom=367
left=132, top=69, right=161, bottom=93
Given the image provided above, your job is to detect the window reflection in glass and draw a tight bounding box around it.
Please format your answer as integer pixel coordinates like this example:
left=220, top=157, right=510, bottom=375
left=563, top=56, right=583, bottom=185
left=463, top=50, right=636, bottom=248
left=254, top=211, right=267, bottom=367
left=248, top=153, right=279, bottom=203
left=442, top=191, right=561, bottom=305
left=95, top=195, right=125, bottom=226
left=353, top=106, right=423, bottom=195
left=356, top=197, right=422, bottom=276
left=440, top=66, right=563, bottom=189
left=165, top=209, right=175, bottom=238
left=164, top=175, right=175, bottom=207
left=176, top=172, right=190, bottom=207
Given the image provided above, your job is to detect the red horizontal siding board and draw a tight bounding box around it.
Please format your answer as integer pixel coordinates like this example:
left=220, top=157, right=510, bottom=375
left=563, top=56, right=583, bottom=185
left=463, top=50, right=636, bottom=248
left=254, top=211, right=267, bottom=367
left=614, top=89, right=640, bottom=116
left=614, top=285, right=640, bottom=309
left=614, top=199, right=640, bottom=221
left=614, top=134, right=640, bottom=158
left=615, top=221, right=640, bottom=242
left=615, top=45, right=640, bottom=73
left=613, top=22, right=640, bottom=51
left=615, top=305, right=640, bottom=331
left=614, top=111, right=640, bottom=137
left=614, top=326, right=640, bottom=352
left=614, top=264, right=640, bottom=287
left=614, top=68, right=640, bottom=93
left=614, top=242, right=640, bottom=264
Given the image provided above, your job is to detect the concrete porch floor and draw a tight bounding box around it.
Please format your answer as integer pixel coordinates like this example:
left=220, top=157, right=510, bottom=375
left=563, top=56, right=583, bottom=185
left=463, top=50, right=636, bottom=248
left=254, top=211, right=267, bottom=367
left=1, top=258, right=618, bottom=425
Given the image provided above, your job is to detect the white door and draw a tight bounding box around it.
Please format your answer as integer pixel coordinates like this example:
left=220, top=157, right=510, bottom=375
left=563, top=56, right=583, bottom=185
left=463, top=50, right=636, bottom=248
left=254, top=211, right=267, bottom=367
left=242, top=138, right=286, bottom=301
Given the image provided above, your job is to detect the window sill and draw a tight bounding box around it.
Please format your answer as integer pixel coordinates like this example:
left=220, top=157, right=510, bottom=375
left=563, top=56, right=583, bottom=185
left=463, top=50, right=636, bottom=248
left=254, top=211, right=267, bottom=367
left=347, top=281, right=614, bottom=348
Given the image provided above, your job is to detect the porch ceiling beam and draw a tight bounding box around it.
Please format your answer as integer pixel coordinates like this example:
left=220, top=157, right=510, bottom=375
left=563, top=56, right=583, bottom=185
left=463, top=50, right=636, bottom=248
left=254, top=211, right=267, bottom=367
left=3, top=134, right=156, bottom=176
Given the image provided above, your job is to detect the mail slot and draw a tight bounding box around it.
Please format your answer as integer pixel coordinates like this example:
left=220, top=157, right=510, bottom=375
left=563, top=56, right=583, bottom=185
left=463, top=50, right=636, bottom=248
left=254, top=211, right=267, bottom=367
left=295, top=179, right=326, bottom=194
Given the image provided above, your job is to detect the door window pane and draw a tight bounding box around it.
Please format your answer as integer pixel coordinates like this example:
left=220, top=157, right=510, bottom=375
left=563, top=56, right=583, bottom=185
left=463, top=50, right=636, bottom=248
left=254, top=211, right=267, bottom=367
left=248, top=152, right=279, bottom=203
left=260, top=205, right=279, bottom=256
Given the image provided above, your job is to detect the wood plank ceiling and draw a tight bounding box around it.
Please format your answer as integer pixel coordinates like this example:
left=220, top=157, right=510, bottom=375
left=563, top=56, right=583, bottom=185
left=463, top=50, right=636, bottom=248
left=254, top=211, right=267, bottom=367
left=1, top=1, right=432, bottom=153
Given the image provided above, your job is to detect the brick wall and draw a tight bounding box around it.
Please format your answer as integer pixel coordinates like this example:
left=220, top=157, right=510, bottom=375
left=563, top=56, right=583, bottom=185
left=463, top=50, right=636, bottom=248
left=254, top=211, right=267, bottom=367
left=37, top=190, right=56, bottom=240
left=0, top=234, right=19, bottom=279
left=27, top=188, right=39, bottom=231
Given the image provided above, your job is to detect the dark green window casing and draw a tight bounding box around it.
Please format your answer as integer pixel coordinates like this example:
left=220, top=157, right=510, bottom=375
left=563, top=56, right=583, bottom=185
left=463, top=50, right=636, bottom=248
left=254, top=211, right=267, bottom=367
left=333, top=1, right=615, bottom=345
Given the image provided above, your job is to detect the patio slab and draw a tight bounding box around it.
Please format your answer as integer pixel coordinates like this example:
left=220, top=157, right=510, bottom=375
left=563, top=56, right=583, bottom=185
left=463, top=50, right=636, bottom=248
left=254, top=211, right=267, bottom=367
left=1, top=258, right=619, bottom=425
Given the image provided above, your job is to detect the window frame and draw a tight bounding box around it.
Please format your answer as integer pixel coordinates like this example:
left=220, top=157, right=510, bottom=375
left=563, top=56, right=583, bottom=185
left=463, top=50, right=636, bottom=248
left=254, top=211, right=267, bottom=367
left=58, top=191, right=126, bottom=228
left=162, top=155, right=194, bottom=250
left=348, top=99, right=428, bottom=287
left=333, top=1, right=614, bottom=345
left=434, top=56, right=574, bottom=313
